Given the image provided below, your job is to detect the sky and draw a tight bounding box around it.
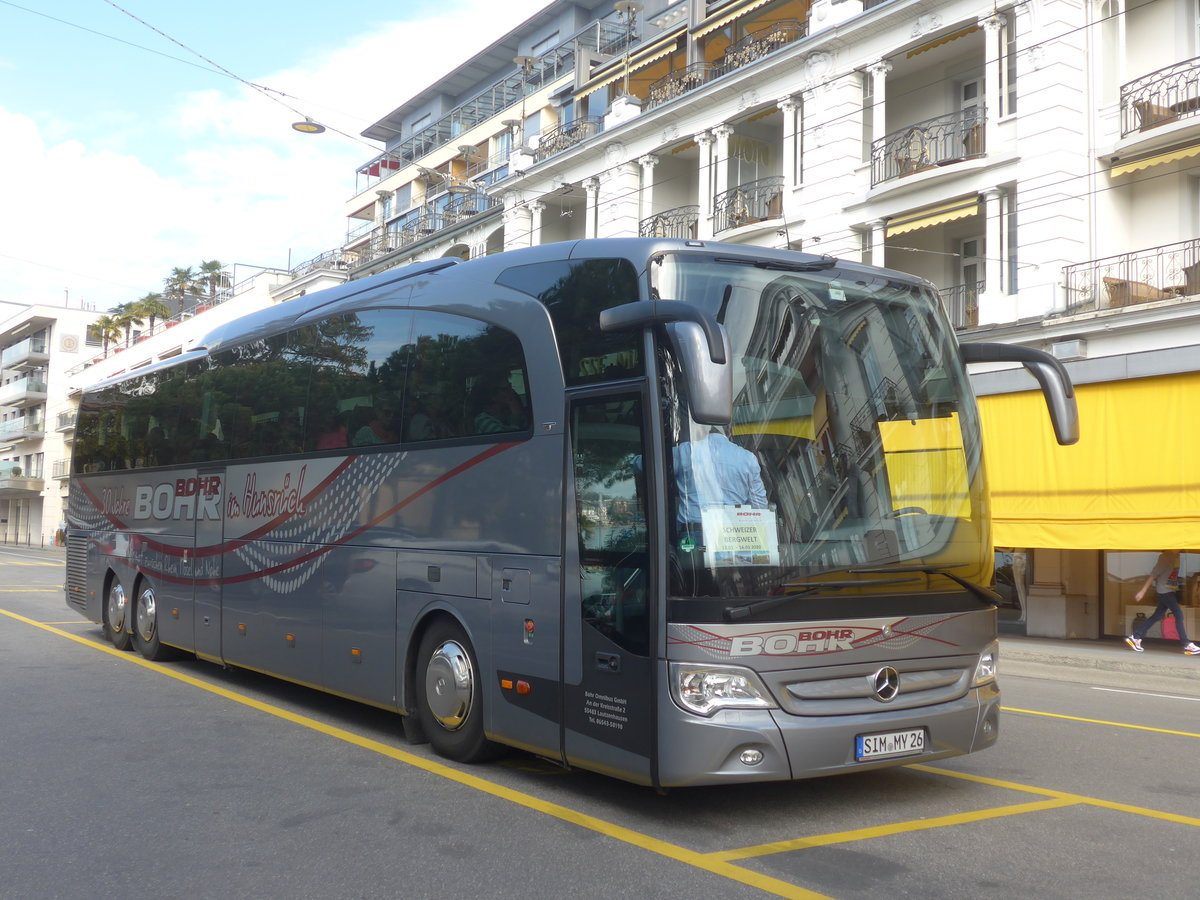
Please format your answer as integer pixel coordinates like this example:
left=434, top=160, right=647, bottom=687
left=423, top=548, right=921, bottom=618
left=0, top=0, right=551, bottom=313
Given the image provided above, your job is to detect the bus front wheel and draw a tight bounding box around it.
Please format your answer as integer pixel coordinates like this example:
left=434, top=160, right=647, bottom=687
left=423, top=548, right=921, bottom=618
left=416, top=619, right=497, bottom=763
left=104, top=579, right=133, bottom=652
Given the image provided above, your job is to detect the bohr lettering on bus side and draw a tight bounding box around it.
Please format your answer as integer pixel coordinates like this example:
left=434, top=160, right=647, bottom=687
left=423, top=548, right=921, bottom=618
left=132, top=476, right=222, bottom=521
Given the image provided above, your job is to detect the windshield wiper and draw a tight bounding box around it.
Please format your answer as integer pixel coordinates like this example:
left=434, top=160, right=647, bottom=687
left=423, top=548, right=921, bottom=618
left=849, top=564, right=1000, bottom=605
left=723, top=576, right=921, bottom=621
left=714, top=256, right=838, bottom=272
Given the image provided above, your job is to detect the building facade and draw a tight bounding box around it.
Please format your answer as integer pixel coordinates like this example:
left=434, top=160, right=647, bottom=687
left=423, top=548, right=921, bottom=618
left=288, top=0, right=1200, bottom=643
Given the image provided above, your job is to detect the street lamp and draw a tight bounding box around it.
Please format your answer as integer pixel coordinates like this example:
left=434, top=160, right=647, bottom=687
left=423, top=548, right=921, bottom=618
left=291, top=117, right=326, bottom=134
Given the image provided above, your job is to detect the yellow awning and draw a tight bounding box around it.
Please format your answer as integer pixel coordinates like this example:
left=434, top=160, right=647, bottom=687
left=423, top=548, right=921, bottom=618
left=693, top=0, right=776, bottom=37
left=878, top=414, right=970, bottom=518
left=979, top=372, right=1200, bottom=549
left=733, top=416, right=814, bottom=439
left=1111, top=143, right=1200, bottom=177
left=886, top=199, right=979, bottom=237
left=577, top=29, right=683, bottom=97
left=907, top=25, right=980, bottom=58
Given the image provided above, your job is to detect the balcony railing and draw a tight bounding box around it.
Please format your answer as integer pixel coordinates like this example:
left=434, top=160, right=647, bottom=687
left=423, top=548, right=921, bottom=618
left=1, top=337, right=49, bottom=371
left=647, top=63, right=714, bottom=110
left=714, top=176, right=784, bottom=233
left=871, top=108, right=985, bottom=186
left=0, top=375, right=48, bottom=408
left=56, top=410, right=76, bottom=431
left=0, top=416, right=44, bottom=440
left=290, top=248, right=359, bottom=278
left=639, top=204, right=700, bottom=239
left=1120, top=56, right=1200, bottom=137
left=534, top=117, right=604, bottom=163
left=52, top=459, right=70, bottom=479
left=351, top=194, right=502, bottom=268
left=712, top=20, right=807, bottom=79
left=1062, top=237, right=1200, bottom=314
left=938, top=281, right=982, bottom=330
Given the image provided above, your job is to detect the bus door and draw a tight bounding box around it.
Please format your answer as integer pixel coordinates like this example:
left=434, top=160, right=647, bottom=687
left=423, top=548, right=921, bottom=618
left=191, top=467, right=225, bottom=663
left=562, top=392, right=656, bottom=785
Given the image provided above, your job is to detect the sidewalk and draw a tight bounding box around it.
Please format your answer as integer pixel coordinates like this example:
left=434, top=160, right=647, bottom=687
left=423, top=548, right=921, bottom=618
left=1001, top=633, right=1200, bottom=696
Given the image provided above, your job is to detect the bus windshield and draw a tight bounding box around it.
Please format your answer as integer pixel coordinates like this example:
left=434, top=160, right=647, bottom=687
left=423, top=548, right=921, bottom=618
left=650, top=252, right=988, bottom=607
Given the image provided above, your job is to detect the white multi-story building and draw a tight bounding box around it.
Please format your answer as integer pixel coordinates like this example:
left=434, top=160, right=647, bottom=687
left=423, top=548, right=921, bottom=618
left=293, top=0, right=1200, bottom=643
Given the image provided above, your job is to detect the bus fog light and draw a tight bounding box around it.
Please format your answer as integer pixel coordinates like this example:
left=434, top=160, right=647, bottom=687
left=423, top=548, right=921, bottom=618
left=670, top=662, right=777, bottom=717
left=739, top=748, right=764, bottom=766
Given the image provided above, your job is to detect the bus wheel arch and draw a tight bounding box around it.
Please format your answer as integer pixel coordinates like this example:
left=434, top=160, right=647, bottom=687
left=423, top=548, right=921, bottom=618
left=103, top=570, right=133, bottom=652
left=413, top=613, right=499, bottom=763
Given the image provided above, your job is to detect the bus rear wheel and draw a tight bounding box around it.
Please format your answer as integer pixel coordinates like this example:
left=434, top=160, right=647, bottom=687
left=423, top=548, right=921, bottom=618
left=416, top=619, right=498, bottom=763
left=104, top=580, right=133, bottom=651
left=133, top=583, right=178, bottom=661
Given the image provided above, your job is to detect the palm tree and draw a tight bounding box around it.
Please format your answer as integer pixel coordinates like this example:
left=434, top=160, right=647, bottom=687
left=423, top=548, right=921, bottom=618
left=197, top=259, right=230, bottom=305
left=163, top=266, right=201, bottom=315
left=89, top=315, right=122, bottom=356
left=110, top=302, right=144, bottom=348
left=132, top=292, right=171, bottom=335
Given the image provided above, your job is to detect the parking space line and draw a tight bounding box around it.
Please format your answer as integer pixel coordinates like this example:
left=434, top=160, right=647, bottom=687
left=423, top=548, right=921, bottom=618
left=0, top=608, right=831, bottom=900
left=711, top=798, right=1078, bottom=862
left=908, top=764, right=1200, bottom=828
left=1002, top=705, right=1200, bottom=739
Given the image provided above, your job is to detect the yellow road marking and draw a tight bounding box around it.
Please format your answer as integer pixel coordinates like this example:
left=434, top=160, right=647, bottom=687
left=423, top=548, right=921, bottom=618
left=0, top=561, right=63, bottom=567
left=1002, top=705, right=1200, bottom=739
left=906, top=764, right=1200, bottom=827
left=0, top=588, right=62, bottom=593
left=714, top=797, right=1078, bottom=861
left=0, top=608, right=829, bottom=900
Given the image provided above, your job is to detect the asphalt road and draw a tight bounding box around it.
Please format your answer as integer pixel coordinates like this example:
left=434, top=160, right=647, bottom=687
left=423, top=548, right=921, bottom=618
left=1, top=547, right=1197, bottom=899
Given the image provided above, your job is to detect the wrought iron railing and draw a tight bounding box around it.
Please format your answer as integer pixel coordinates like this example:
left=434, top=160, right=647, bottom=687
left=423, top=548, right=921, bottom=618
left=1120, top=55, right=1200, bottom=136
left=290, top=248, right=358, bottom=277
left=937, top=281, right=982, bottom=330
left=639, top=205, right=700, bottom=239
left=871, top=107, right=985, bottom=186
left=56, top=410, right=76, bottom=431
left=534, top=117, right=604, bottom=162
left=446, top=192, right=500, bottom=219
left=712, top=20, right=807, bottom=79
left=714, top=176, right=784, bottom=233
left=647, top=63, right=715, bottom=110
left=1062, top=237, right=1200, bottom=314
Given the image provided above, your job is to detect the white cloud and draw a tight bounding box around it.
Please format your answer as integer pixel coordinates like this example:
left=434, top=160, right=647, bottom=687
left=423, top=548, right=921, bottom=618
left=1, top=0, right=551, bottom=311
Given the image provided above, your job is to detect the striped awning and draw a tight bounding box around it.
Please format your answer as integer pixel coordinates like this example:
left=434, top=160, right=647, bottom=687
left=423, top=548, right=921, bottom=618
left=693, top=0, right=776, bottom=38
left=577, top=29, right=684, bottom=98
left=886, top=199, right=979, bottom=237
left=1111, top=143, right=1200, bottom=177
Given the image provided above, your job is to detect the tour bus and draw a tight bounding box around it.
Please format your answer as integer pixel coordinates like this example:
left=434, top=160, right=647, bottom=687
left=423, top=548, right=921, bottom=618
left=66, top=238, right=1077, bottom=788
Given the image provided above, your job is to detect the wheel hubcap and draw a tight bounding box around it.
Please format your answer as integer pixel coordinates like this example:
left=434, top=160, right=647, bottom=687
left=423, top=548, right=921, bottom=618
left=425, top=640, right=474, bottom=731
left=107, top=584, right=127, bottom=632
left=136, top=588, right=157, bottom=642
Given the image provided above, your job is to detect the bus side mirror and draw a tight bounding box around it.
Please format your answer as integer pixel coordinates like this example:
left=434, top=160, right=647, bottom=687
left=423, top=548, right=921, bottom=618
left=599, top=299, right=733, bottom=425
left=960, top=342, right=1080, bottom=446
left=664, top=321, right=732, bottom=426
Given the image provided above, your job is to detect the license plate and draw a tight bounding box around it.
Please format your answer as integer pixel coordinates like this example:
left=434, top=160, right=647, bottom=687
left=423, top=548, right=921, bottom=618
left=855, top=727, right=926, bottom=761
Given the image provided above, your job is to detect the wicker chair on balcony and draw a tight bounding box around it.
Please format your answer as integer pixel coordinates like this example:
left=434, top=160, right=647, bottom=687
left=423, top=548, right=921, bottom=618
left=1102, top=276, right=1171, bottom=308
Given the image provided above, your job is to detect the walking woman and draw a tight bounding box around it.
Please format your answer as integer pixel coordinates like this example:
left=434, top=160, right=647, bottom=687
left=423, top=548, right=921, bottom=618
left=1126, top=550, right=1200, bottom=655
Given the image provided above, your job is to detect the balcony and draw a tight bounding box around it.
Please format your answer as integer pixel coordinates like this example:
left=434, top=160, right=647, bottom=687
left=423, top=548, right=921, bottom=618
left=52, top=459, right=70, bottom=480
left=352, top=193, right=502, bottom=268
left=1120, top=56, right=1200, bottom=137
left=646, top=19, right=807, bottom=111
left=533, top=117, right=604, bottom=164
left=0, top=416, right=45, bottom=442
left=1062, top=238, right=1200, bottom=314
left=871, top=108, right=985, bottom=187
left=0, top=374, right=48, bottom=408
left=938, top=281, right=982, bottom=330
left=714, top=176, right=784, bottom=233
left=1, top=337, right=49, bottom=371
left=56, top=410, right=76, bottom=433
left=0, top=466, right=44, bottom=497
left=639, top=204, right=700, bottom=239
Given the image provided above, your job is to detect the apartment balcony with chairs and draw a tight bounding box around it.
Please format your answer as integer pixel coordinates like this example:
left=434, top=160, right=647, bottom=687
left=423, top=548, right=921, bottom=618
left=0, top=374, right=48, bottom=408
left=639, top=204, right=700, bottom=239
left=714, top=176, right=784, bottom=233
left=938, top=281, right=982, bottom=330
left=0, top=337, right=49, bottom=371
left=871, top=108, right=985, bottom=187
left=533, top=117, right=604, bottom=164
left=647, top=63, right=714, bottom=110
left=712, top=19, right=807, bottom=79
left=1120, top=56, right=1200, bottom=137
left=1061, top=237, right=1200, bottom=314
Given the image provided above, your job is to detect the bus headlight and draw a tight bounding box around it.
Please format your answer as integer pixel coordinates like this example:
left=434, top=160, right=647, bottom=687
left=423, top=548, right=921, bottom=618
left=973, top=641, right=999, bottom=686
left=670, top=662, right=777, bottom=717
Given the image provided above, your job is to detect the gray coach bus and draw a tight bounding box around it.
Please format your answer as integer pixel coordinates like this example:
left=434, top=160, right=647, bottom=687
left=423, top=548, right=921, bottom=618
left=66, top=238, right=1077, bottom=788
